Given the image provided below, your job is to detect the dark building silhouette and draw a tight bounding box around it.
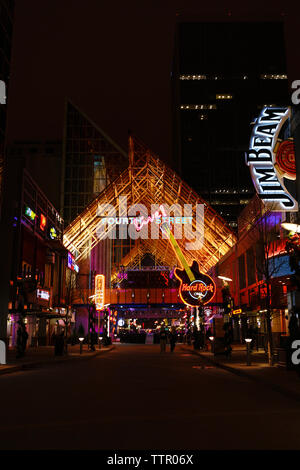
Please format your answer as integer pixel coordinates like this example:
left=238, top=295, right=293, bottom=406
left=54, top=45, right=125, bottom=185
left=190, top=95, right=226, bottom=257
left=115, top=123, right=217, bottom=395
left=0, top=0, right=14, bottom=209
left=172, top=22, right=290, bottom=228
left=8, top=140, right=62, bottom=209
left=0, top=0, right=15, bottom=343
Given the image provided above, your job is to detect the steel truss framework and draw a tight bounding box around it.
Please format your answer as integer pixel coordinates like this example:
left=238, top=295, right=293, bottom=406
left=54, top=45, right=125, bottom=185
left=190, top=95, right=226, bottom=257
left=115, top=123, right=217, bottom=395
left=63, top=136, right=236, bottom=274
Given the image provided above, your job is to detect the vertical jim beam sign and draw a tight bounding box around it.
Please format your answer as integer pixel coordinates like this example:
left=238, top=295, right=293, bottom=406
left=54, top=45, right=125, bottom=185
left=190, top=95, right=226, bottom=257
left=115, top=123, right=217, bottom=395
left=246, top=107, right=298, bottom=212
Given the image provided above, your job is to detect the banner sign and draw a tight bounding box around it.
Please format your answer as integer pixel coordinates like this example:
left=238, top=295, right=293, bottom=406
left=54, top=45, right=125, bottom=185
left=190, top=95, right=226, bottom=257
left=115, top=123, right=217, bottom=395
left=95, top=274, right=105, bottom=311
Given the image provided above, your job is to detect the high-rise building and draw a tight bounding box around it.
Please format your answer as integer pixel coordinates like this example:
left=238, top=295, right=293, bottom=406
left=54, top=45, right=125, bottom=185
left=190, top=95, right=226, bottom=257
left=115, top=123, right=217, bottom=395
left=0, top=0, right=15, bottom=343
left=61, top=100, right=128, bottom=226
left=8, top=140, right=62, bottom=209
left=172, top=22, right=290, bottom=228
left=0, top=0, right=14, bottom=208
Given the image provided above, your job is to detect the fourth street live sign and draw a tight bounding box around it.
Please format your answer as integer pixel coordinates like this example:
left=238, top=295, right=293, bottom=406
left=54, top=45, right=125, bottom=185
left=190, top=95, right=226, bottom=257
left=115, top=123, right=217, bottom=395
left=246, top=107, right=298, bottom=212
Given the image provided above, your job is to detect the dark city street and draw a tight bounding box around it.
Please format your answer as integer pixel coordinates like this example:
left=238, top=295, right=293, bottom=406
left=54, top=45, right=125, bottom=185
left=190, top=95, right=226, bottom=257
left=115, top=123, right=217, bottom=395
left=2, top=0, right=300, bottom=459
left=1, top=345, right=300, bottom=450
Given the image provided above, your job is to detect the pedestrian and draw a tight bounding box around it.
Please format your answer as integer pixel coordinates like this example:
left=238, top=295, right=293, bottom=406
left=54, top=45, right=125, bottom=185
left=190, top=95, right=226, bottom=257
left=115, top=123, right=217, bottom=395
left=223, top=323, right=232, bottom=358
left=187, top=331, right=192, bottom=345
left=159, top=327, right=167, bottom=353
left=54, top=332, right=64, bottom=356
left=247, top=324, right=254, bottom=351
left=169, top=328, right=177, bottom=353
left=16, top=321, right=24, bottom=358
left=21, top=323, right=28, bottom=354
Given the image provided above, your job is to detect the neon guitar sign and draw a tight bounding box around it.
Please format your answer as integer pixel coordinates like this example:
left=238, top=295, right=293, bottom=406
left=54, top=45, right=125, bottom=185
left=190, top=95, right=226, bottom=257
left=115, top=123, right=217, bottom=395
left=132, top=205, right=216, bottom=306
left=160, top=221, right=216, bottom=307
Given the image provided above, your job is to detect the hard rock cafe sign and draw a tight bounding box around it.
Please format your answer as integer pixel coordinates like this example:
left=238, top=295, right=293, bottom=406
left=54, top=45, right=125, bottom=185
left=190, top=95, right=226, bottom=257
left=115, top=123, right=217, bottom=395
left=246, top=107, right=298, bottom=212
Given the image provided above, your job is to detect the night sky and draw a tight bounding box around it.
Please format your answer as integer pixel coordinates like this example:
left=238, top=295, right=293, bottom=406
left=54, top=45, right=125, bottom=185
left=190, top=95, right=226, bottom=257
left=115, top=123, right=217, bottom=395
left=6, top=0, right=300, bottom=164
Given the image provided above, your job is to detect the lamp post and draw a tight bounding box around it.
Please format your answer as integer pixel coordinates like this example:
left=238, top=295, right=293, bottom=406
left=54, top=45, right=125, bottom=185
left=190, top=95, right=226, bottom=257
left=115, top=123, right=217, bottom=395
left=245, top=338, right=252, bottom=366
left=98, top=309, right=101, bottom=349
left=209, top=336, right=215, bottom=354
left=79, top=337, right=84, bottom=354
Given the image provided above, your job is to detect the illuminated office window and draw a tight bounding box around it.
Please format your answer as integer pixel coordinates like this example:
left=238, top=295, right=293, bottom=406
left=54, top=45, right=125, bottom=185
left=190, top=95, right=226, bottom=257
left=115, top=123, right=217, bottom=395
left=180, top=104, right=217, bottom=110
left=260, top=73, right=287, bottom=80
left=216, top=94, right=233, bottom=100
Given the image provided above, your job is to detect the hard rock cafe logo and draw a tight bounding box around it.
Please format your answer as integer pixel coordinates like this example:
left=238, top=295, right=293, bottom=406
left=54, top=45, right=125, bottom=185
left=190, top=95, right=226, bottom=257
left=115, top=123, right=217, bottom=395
left=245, top=107, right=298, bottom=212
left=181, top=281, right=215, bottom=296
left=174, top=261, right=216, bottom=307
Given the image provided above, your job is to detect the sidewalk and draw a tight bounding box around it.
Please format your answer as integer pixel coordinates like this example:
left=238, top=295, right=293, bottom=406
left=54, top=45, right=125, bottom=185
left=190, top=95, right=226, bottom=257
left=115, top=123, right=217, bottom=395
left=0, top=344, right=115, bottom=376
left=180, top=343, right=300, bottom=402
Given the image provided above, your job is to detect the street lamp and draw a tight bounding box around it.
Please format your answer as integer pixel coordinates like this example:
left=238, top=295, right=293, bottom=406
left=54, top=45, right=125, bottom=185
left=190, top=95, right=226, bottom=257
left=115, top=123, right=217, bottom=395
left=281, top=223, right=300, bottom=233
left=245, top=337, right=252, bottom=366
left=209, top=336, right=215, bottom=354
left=217, top=275, right=233, bottom=282
left=79, top=337, right=84, bottom=355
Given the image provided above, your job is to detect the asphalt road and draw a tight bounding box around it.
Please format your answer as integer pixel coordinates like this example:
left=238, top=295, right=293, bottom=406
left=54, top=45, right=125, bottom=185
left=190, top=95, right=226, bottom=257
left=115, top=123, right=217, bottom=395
left=0, top=344, right=300, bottom=450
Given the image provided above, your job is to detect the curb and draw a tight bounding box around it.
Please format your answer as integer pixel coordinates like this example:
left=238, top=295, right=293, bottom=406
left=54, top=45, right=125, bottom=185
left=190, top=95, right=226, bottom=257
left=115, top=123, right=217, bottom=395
left=181, top=346, right=300, bottom=403
left=0, top=345, right=115, bottom=377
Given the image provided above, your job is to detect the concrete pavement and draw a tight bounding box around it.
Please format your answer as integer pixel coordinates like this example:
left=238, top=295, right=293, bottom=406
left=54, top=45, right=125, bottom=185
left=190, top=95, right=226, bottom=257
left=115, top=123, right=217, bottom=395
left=0, top=344, right=115, bottom=375
left=181, top=344, right=300, bottom=402
left=1, top=343, right=300, bottom=449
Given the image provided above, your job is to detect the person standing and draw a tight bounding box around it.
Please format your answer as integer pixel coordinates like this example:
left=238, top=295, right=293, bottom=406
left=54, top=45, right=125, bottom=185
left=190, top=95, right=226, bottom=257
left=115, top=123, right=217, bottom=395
left=21, top=323, right=28, bottom=354
left=169, top=328, right=177, bottom=353
left=159, top=327, right=167, bottom=353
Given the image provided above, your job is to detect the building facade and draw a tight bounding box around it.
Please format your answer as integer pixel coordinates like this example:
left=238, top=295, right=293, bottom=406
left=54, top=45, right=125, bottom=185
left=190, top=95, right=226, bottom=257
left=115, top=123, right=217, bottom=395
left=6, top=163, right=69, bottom=346
left=8, top=140, right=62, bottom=209
left=210, top=195, right=293, bottom=347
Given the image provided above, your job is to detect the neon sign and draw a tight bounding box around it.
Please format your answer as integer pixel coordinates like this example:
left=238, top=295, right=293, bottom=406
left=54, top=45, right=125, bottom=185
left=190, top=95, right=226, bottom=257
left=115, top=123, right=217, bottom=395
left=40, top=214, right=47, bottom=231
left=25, top=206, right=36, bottom=221
left=37, top=289, right=50, bottom=301
left=245, top=107, right=298, bottom=212
left=175, top=263, right=216, bottom=307
left=67, top=252, right=79, bottom=273
left=95, top=274, right=105, bottom=311
left=134, top=205, right=166, bottom=231
left=49, top=227, right=57, bottom=240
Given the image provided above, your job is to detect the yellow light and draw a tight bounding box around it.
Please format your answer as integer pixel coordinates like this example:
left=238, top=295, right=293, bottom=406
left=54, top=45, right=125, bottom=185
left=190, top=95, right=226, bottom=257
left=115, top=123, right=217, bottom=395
left=95, top=274, right=105, bottom=311
left=281, top=223, right=300, bottom=233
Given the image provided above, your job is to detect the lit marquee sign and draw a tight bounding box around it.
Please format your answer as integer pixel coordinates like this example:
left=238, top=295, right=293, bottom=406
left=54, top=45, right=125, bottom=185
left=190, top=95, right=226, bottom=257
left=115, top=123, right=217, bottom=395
left=95, top=274, right=105, bottom=311
left=37, top=289, right=50, bottom=301
left=246, top=107, right=298, bottom=212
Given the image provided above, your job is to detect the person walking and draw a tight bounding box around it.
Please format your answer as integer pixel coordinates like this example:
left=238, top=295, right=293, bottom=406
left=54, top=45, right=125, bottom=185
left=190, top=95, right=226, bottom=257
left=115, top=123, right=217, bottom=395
left=21, top=323, right=28, bottom=354
left=169, top=328, right=177, bottom=353
left=159, top=327, right=167, bottom=353
left=16, top=322, right=24, bottom=358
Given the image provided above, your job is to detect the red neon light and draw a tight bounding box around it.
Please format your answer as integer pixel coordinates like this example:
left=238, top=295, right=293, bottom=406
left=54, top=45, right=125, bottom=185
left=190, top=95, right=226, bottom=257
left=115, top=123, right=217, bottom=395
left=40, top=214, right=47, bottom=231
left=134, top=205, right=167, bottom=231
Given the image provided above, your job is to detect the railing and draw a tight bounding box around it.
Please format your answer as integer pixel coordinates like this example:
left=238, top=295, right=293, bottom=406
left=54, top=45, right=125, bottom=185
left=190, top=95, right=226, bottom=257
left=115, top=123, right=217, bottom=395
left=72, top=288, right=182, bottom=305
